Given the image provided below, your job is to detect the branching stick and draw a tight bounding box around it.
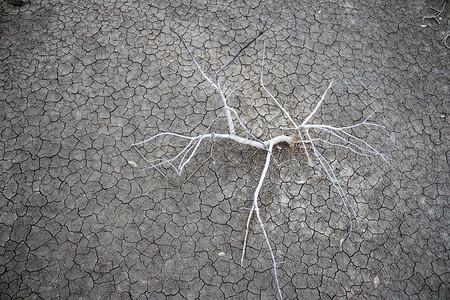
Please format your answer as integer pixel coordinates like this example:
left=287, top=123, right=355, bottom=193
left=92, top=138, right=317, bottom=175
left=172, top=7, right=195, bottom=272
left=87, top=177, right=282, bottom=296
left=134, top=26, right=391, bottom=299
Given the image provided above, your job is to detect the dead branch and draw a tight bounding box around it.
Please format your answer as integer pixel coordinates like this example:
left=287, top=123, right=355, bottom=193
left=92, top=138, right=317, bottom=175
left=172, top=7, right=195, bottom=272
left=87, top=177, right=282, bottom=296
left=133, top=25, right=391, bottom=299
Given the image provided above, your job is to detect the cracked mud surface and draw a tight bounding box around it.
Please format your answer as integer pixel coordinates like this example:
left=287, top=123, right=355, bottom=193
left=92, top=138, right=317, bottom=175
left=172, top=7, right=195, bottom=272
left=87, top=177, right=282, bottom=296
left=1, top=0, right=449, bottom=299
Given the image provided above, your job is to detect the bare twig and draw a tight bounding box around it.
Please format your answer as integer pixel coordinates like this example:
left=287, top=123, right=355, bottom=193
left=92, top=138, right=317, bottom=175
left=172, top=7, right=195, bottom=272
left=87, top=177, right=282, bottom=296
left=444, top=33, right=450, bottom=49
left=423, top=1, right=446, bottom=24
left=260, top=41, right=312, bottom=162
left=179, top=141, right=216, bottom=186
left=215, top=21, right=267, bottom=83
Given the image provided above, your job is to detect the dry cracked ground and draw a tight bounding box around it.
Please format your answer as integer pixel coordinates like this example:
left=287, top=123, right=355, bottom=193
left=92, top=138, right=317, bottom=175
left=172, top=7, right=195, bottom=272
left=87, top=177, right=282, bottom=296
left=0, top=0, right=449, bottom=299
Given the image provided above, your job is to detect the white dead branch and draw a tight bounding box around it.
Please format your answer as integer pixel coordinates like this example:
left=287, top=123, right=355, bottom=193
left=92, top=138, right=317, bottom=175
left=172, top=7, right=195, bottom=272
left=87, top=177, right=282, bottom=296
left=132, top=24, right=390, bottom=299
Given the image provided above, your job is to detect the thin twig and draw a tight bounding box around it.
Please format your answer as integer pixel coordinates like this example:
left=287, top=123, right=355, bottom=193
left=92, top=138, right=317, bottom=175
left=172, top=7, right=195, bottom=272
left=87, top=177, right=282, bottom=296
left=241, top=203, right=255, bottom=266
left=260, top=41, right=312, bottom=162
left=179, top=141, right=215, bottom=185
left=214, top=21, right=267, bottom=83
left=423, top=1, right=446, bottom=24
left=301, top=80, right=334, bottom=126
left=170, top=27, right=214, bottom=85
left=444, top=33, right=450, bottom=49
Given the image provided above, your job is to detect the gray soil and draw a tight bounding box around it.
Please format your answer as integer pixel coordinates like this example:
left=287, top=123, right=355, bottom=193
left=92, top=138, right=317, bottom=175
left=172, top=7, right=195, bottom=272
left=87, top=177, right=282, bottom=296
left=1, top=0, right=448, bottom=299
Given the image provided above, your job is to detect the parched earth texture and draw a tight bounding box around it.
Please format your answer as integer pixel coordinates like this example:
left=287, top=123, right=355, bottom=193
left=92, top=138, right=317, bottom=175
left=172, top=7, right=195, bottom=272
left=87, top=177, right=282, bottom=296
left=0, top=0, right=449, bottom=299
